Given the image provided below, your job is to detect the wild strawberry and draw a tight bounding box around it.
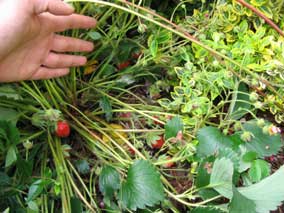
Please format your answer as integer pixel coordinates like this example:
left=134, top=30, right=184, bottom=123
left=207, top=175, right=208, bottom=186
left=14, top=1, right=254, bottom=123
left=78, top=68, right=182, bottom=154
left=56, top=120, right=70, bottom=138
left=152, top=135, right=165, bottom=149
left=117, top=61, right=130, bottom=70
left=128, top=146, right=136, bottom=155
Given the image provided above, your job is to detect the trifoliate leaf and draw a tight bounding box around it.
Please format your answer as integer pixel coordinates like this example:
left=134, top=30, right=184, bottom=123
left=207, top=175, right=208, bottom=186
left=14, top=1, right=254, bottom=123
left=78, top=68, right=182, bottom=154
left=165, top=116, right=183, bottom=140
left=196, top=127, right=233, bottom=158
left=239, top=165, right=284, bottom=213
left=210, top=158, right=234, bottom=199
left=248, top=159, right=270, bottom=183
left=229, top=187, right=256, bottom=213
left=99, top=166, right=120, bottom=200
left=119, top=160, right=164, bottom=211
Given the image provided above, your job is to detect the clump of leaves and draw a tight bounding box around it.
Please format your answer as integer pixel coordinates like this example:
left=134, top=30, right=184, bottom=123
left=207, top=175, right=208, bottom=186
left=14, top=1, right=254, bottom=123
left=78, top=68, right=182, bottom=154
left=99, top=160, right=164, bottom=211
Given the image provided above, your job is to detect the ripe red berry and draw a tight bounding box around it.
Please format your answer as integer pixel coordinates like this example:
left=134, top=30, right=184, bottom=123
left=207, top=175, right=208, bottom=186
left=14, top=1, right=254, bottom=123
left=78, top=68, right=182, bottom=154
left=117, top=61, right=131, bottom=70
left=56, top=120, right=70, bottom=138
left=152, top=135, right=165, bottom=149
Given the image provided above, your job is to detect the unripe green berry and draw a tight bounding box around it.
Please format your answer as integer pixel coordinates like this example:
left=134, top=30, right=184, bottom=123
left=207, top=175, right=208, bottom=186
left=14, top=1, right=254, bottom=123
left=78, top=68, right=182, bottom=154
left=256, top=118, right=265, bottom=128
left=249, top=92, right=259, bottom=102
left=241, top=131, right=253, bottom=142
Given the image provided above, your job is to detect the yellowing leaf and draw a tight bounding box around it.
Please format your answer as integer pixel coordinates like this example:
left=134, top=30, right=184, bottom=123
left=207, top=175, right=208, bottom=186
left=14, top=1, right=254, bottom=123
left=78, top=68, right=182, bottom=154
left=102, top=124, right=128, bottom=144
left=84, top=60, right=98, bottom=75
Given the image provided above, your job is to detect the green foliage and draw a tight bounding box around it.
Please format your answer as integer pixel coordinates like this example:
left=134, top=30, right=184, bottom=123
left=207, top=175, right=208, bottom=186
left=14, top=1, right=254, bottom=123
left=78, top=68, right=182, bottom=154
left=119, top=160, right=164, bottom=211
left=248, top=159, right=270, bottom=183
left=196, top=127, right=233, bottom=158
left=238, top=120, right=282, bottom=157
left=99, top=166, right=121, bottom=201
left=0, top=107, right=19, bottom=125
left=229, top=187, right=256, bottom=213
left=239, top=165, right=284, bottom=213
left=210, top=158, right=234, bottom=199
left=75, top=159, right=90, bottom=175
left=164, top=116, right=183, bottom=140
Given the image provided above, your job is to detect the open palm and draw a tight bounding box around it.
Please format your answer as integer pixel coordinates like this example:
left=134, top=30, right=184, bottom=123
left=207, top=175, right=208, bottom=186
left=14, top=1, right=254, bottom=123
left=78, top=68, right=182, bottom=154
left=0, top=0, right=97, bottom=82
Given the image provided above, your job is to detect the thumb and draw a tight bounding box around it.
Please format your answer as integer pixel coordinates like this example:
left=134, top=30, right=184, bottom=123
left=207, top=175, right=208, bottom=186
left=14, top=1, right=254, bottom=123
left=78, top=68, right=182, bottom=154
left=34, top=0, right=74, bottom=15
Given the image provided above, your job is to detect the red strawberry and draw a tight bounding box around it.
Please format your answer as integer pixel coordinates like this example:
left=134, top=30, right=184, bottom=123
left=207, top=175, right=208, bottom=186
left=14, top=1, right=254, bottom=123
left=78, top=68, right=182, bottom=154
left=56, top=120, right=70, bottom=138
left=152, top=135, right=165, bottom=149
left=117, top=61, right=131, bottom=70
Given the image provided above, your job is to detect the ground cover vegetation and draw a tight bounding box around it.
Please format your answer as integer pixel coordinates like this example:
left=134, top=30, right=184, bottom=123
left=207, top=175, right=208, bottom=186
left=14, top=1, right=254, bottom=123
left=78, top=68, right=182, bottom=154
left=0, top=0, right=284, bottom=212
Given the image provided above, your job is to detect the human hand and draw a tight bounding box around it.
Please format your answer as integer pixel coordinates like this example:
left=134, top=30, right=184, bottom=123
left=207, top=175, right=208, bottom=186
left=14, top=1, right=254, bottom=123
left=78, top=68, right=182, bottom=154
left=0, top=0, right=97, bottom=82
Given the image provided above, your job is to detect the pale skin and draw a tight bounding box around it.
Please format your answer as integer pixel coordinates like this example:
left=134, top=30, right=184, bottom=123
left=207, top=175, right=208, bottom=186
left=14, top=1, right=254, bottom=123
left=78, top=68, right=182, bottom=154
left=0, top=0, right=97, bottom=82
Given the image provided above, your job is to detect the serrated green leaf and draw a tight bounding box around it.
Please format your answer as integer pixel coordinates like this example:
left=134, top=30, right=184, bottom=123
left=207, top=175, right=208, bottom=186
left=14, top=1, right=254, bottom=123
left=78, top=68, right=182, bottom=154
left=196, top=157, right=219, bottom=200
left=99, top=166, right=120, bottom=200
left=242, top=151, right=258, bottom=162
left=229, top=187, right=256, bottom=213
left=249, top=159, right=270, bottom=183
left=99, top=96, right=113, bottom=122
left=0, top=107, right=19, bottom=125
left=239, top=120, right=282, bottom=157
left=210, top=158, right=234, bottom=199
left=27, top=180, right=45, bottom=202
left=165, top=116, right=183, bottom=140
left=5, top=146, right=17, bottom=167
left=196, top=127, right=233, bottom=158
left=239, top=165, right=284, bottom=213
left=75, top=160, right=90, bottom=175
left=0, top=120, right=20, bottom=146
left=119, top=160, right=164, bottom=211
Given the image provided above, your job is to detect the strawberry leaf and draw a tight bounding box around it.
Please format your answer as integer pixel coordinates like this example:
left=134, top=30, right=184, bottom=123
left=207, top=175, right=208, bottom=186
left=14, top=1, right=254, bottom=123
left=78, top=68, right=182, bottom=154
left=248, top=159, right=270, bottom=183
left=210, top=158, right=234, bottom=199
left=197, top=127, right=233, bottom=158
left=119, top=160, right=164, bottom=211
left=238, top=120, right=282, bottom=157
left=99, top=166, right=120, bottom=200
left=239, top=165, right=284, bottom=213
left=99, top=96, right=113, bottom=122
left=165, top=116, right=183, bottom=140
left=229, top=187, right=256, bottom=213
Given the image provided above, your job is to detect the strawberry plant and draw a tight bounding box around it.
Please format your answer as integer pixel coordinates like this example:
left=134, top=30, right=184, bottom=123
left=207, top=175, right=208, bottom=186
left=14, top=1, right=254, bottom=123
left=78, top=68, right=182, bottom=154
left=1, top=0, right=284, bottom=212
